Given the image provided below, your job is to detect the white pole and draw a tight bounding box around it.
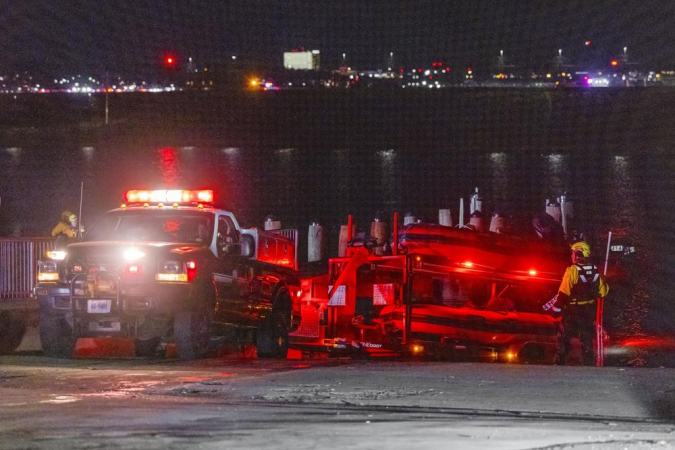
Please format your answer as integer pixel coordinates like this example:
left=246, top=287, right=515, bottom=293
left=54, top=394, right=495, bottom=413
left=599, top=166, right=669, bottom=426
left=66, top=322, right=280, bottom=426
left=603, top=231, right=613, bottom=276
left=459, top=198, right=464, bottom=227
left=560, top=195, right=568, bottom=237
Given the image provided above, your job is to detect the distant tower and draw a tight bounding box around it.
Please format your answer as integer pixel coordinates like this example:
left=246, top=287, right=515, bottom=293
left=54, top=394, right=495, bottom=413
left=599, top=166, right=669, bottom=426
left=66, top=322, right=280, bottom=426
left=388, top=52, right=394, bottom=72
left=497, top=49, right=505, bottom=70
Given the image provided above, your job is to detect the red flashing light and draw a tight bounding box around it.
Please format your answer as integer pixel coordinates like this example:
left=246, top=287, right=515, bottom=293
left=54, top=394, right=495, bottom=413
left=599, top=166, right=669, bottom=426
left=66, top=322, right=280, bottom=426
left=611, top=60, right=619, bottom=67
left=445, top=67, right=450, bottom=71
left=585, top=40, right=592, bottom=46
left=165, top=56, right=176, bottom=66
left=196, top=190, right=213, bottom=202
left=186, top=261, right=197, bottom=281
left=467, top=67, right=472, bottom=72
left=432, top=62, right=437, bottom=67
left=461, top=261, right=474, bottom=268
left=124, top=189, right=214, bottom=205
left=400, top=68, right=404, bottom=73
left=528, top=269, right=538, bottom=276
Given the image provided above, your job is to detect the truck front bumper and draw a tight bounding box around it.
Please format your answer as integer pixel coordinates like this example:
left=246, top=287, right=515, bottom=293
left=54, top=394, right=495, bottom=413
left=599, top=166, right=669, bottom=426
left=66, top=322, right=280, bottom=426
left=35, top=280, right=192, bottom=338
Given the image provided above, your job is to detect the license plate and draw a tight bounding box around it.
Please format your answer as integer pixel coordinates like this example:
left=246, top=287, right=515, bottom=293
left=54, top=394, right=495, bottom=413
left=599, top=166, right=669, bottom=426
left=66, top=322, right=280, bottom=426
left=87, top=299, right=112, bottom=313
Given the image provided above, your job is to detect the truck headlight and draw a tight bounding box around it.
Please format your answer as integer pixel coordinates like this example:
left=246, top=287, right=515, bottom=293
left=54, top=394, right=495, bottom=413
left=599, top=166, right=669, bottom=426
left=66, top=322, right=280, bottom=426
left=47, top=250, right=67, bottom=260
left=156, top=260, right=187, bottom=282
left=155, top=260, right=197, bottom=282
left=123, top=248, right=145, bottom=261
left=38, top=260, right=59, bottom=282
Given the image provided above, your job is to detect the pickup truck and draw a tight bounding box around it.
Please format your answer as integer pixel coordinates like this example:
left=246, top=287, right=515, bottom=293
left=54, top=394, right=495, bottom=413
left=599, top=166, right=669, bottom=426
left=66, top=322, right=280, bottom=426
left=34, top=189, right=302, bottom=359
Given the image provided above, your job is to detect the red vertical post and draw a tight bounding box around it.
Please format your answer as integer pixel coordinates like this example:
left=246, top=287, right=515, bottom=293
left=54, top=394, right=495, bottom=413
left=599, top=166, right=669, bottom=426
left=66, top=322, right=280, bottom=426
left=596, top=297, right=604, bottom=367
left=347, top=215, right=353, bottom=241
left=392, top=212, right=399, bottom=255
left=347, top=215, right=354, bottom=257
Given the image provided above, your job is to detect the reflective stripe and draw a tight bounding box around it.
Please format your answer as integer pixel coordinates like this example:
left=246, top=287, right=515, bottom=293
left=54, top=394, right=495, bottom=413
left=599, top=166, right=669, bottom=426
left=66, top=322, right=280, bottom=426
left=570, top=300, right=596, bottom=305
left=571, top=263, right=600, bottom=305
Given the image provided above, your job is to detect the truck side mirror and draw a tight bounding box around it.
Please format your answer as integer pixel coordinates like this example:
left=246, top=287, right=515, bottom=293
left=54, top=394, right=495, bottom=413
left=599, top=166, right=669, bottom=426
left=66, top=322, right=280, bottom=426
left=240, top=234, right=255, bottom=258
left=222, top=236, right=255, bottom=258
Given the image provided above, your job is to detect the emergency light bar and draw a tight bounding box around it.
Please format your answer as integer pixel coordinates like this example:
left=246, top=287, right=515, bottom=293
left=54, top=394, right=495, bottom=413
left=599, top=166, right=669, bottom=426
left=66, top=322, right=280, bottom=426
left=124, top=189, right=214, bottom=205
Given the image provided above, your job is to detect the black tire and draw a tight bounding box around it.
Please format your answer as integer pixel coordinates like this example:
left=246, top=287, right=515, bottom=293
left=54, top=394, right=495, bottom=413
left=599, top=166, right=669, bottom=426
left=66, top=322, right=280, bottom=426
left=134, top=337, right=161, bottom=357
left=39, top=311, right=76, bottom=359
left=0, top=311, right=27, bottom=355
left=256, top=295, right=291, bottom=359
left=174, top=305, right=212, bottom=360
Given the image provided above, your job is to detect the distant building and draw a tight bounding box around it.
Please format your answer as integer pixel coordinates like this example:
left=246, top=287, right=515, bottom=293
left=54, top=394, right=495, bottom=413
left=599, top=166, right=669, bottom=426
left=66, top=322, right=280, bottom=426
left=283, top=50, right=320, bottom=71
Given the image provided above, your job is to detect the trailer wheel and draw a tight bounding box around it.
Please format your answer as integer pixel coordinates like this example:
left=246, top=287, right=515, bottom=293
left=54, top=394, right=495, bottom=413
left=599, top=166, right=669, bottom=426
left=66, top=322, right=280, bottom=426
left=39, top=312, right=76, bottom=358
left=134, top=337, right=161, bottom=358
left=257, top=294, right=290, bottom=359
left=174, top=304, right=212, bottom=360
left=0, top=311, right=27, bottom=355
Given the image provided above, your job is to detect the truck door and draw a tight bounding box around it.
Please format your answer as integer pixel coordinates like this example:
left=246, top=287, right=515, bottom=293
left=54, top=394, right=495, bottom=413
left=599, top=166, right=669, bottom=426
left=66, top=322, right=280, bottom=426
left=212, top=215, right=255, bottom=327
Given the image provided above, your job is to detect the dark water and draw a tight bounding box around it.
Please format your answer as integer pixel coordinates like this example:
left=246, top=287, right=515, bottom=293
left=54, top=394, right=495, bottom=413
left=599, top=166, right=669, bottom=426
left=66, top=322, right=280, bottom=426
left=1, top=89, right=674, bottom=364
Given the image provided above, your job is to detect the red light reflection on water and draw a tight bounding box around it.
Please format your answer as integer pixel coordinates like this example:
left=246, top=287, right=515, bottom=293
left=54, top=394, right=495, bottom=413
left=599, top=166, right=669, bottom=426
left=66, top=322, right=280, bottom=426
left=159, top=147, right=179, bottom=187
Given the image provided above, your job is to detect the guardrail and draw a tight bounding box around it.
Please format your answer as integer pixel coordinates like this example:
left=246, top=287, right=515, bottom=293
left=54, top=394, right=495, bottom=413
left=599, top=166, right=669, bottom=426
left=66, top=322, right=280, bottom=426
left=0, top=238, right=55, bottom=300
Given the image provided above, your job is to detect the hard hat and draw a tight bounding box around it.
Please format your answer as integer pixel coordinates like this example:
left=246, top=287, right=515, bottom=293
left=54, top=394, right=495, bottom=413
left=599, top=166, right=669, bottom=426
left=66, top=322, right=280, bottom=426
left=61, top=210, right=74, bottom=221
left=571, top=241, right=591, bottom=258
left=68, top=213, right=77, bottom=221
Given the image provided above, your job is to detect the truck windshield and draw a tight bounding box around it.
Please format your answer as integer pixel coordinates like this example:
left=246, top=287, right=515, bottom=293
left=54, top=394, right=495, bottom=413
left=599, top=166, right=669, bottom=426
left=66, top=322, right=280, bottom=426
left=84, top=210, right=214, bottom=244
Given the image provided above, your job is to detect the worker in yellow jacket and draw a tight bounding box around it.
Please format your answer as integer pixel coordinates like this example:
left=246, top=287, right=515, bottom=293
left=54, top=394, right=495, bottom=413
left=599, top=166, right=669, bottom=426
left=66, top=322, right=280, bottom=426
left=553, top=241, right=609, bottom=365
left=52, top=211, right=79, bottom=249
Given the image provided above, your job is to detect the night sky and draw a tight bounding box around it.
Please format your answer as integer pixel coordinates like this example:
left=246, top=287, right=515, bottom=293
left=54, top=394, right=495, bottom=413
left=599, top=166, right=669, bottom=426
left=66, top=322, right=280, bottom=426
left=2, top=0, right=675, bottom=75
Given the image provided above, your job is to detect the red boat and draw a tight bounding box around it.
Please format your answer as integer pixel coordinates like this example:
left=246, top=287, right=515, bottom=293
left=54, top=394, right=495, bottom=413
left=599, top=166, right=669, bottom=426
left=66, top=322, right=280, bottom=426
left=291, top=221, right=569, bottom=363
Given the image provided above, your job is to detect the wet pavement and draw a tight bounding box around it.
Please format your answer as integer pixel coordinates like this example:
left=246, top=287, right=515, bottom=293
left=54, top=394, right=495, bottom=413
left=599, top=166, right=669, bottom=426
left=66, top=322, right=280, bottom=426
left=3, top=343, right=675, bottom=450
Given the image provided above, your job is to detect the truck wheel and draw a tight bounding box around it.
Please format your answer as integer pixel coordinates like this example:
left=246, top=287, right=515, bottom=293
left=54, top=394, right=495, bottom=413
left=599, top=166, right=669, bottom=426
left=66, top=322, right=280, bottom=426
left=174, top=305, right=212, bottom=360
left=134, top=337, right=161, bottom=358
left=0, top=311, right=27, bottom=355
left=39, top=312, right=76, bottom=358
left=257, top=296, right=290, bottom=359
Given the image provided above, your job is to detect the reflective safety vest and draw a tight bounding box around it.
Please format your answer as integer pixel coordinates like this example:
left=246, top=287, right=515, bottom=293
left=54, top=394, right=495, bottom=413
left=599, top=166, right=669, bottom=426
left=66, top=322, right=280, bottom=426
left=570, top=264, right=600, bottom=305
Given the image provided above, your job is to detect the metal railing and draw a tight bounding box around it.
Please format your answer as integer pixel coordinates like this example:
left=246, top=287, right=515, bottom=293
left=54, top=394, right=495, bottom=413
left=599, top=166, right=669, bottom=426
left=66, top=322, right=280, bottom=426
left=0, top=238, right=55, bottom=299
